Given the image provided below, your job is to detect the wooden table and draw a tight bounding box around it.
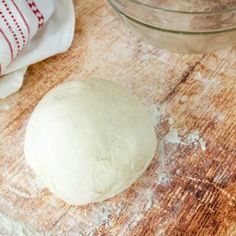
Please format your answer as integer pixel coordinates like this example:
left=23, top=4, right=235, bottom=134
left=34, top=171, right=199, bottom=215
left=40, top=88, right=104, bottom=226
left=0, top=0, right=236, bottom=235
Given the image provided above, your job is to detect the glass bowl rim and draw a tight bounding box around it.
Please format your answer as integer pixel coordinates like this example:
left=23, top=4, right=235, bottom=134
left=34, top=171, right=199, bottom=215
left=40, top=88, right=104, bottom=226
left=126, top=0, right=236, bottom=14
left=108, top=0, right=236, bottom=34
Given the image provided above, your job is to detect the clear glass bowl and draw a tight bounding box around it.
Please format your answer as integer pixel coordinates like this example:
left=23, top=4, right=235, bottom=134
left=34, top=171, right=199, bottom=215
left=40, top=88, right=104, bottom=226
left=108, top=0, right=236, bottom=53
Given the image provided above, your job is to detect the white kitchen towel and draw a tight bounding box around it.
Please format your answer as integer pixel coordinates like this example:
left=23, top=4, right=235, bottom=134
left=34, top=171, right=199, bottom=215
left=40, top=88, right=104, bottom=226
left=0, top=0, right=75, bottom=99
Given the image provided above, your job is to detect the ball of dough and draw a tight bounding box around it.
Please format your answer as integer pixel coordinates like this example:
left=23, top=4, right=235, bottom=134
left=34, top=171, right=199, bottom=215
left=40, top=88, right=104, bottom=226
left=24, top=79, right=157, bottom=205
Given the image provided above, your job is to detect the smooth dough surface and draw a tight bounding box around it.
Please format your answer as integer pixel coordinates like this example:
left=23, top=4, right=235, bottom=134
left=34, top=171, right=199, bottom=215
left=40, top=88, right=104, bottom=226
left=24, top=79, right=157, bottom=205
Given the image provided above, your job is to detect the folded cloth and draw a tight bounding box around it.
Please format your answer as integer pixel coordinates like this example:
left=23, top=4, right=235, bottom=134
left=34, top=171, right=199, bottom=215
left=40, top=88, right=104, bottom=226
left=0, top=0, right=75, bottom=99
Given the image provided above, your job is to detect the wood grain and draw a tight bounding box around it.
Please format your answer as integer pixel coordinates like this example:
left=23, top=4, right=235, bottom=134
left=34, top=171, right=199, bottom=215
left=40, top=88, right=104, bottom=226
left=0, top=0, right=236, bottom=235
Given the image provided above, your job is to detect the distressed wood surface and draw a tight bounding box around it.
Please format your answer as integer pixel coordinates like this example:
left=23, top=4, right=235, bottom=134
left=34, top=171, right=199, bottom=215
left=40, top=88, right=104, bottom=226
left=0, top=0, right=236, bottom=235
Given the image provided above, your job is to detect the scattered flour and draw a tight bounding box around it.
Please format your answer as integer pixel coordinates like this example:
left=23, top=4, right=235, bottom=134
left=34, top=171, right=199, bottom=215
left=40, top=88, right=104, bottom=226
left=143, top=188, right=155, bottom=212
left=149, top=106, right=207, bottom=188
left=176, top=169, right=182, bottom=176
left=157, top=172, right=172, bottom=185
left=167, top=117, right=175, bottom=125
left=93, top=206, right=111, bottom=228
left=0, top=103, right=10, bottom=111
left=198, top=137, right=207, bottom=152
left=195, top=72, right=223, bottom=90
left=186, top=131, right=206, bottom=152
left=118, top=189, right=158, bottom=235
left=195, top=72, right=212, bottom=87
left=165, top=128, right=206, bottom=152
left=149, top=103, right=165, bottom=128
left=150, top=104, right=207, bottom=153
left=186, top=131, right=201, bottom=145
left=215, top=111, right=225, bottom=122
left=0, top=212, right=40, bottom=236
left=157, top=140, right=173, bottom=185
left=6, top=185, right=32, bottom=199
left=179, top=95, right=188, bottom=103
left=165, top=128, right=181, bottom=145
left=127, top=212, right=144, bottom=230
left=145, top=197, right=154, bottom=212
left=88, top=202, right=125, bottom=232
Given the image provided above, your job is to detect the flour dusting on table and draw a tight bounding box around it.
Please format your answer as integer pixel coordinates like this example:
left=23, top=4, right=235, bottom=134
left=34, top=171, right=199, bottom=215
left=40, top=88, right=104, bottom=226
left=149, top=102, right=207, bottom=187
left=165, top=128, right=206, bottom=152
left=0, top=103, right=11, bottom=111
left=0, top=212, right=40, bottom=236
left=165, top=128, right=181, bottom=145
left=150, top=103, right=165, bottom=128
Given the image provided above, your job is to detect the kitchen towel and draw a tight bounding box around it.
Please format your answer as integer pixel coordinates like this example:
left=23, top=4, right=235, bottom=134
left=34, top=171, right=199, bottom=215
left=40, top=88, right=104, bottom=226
left=0, top=0, right=75, bottom=98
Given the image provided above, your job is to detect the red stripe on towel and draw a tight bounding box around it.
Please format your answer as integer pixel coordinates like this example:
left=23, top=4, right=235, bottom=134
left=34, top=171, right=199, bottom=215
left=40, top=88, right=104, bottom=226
left=26, top=0, right=44, bottom=29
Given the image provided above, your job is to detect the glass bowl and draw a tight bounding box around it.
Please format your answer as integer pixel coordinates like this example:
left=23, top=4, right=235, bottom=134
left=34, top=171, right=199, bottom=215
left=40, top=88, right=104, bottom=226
left=108, top=0, right=236, bottom=53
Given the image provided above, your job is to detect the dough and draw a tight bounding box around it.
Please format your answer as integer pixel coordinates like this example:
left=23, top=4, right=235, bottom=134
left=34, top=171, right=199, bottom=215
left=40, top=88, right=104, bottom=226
left=24, top=79, right=157, bottom=205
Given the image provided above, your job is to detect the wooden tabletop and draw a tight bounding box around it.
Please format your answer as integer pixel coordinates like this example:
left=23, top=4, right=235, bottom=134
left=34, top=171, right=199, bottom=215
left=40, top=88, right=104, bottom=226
left=0, top=0, right=236, bottom=235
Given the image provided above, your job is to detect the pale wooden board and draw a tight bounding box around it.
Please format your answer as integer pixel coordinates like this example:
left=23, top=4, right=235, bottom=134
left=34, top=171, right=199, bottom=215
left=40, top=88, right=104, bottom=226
left=0, top=0, right=236, bottom=235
